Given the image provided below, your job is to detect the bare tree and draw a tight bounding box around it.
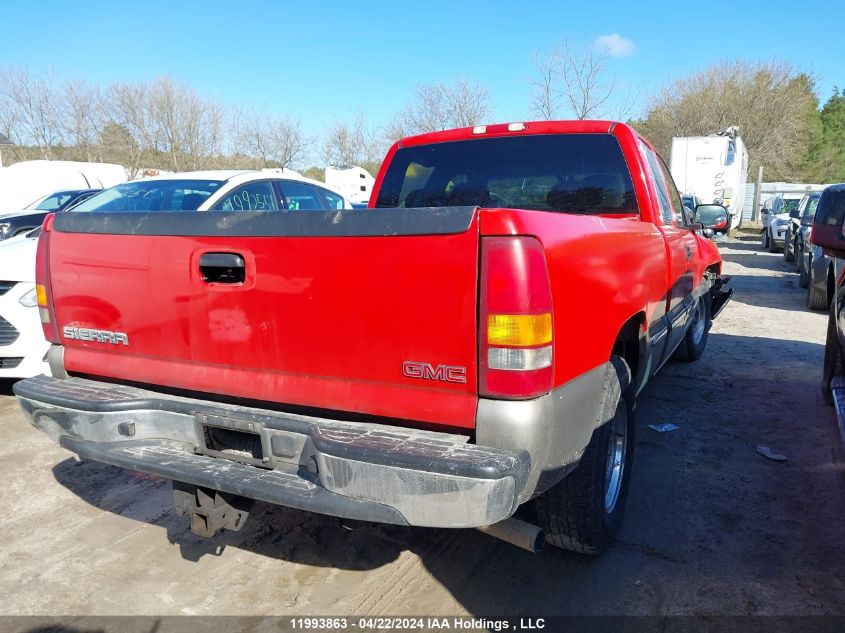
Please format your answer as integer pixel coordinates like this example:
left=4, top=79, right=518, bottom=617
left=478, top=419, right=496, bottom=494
left=232, top=106, right=307, bottom=169
left=322, top=110, right=384, bottom=169
left=61, top=79, right=103, bottom=161
left=386, top=78, right=491, bottom=141
left=0, top=68, right=306, bottom=173
left=0, top=68, right=64, bottom=157
left=104, top=81, right=153, bottom=176
left=530, top=39, right=637, bottom=120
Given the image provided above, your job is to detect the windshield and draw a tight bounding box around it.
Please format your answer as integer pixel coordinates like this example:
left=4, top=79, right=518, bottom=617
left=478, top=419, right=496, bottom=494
left=802, top=196, right=821, bottom=218
left=28, top=191, right=77, bottom=211
left=69, top=180, right=224, bottom=213
left=781, top=198, right=800, bottom=215
left=375, top=134, right=638, bottom=214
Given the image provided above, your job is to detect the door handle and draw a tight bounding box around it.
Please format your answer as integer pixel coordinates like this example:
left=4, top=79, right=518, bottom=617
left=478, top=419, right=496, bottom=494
left=685, top=245, right=692, bottom=261
left=199, top=252, right=245, bottom=284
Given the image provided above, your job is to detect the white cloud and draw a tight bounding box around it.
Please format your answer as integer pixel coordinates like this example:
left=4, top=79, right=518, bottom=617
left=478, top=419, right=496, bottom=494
left=594, top=33, right=635, bottom=58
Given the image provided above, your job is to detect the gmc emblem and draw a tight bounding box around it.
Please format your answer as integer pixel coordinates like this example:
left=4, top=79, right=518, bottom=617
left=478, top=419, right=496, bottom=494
left=402, top=361, right=467, bottom=384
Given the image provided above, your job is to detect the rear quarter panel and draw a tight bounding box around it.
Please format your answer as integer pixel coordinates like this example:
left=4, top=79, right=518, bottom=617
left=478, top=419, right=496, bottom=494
left=479, top=209, right=667, bottom=387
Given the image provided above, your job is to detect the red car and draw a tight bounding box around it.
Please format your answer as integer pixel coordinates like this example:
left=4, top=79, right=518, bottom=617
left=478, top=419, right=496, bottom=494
left=15, top=120, right=731, bottom=554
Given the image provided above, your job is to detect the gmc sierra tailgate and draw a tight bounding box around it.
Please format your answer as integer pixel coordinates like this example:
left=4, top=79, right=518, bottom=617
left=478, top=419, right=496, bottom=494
left=47, top=208, right=480, bottom=429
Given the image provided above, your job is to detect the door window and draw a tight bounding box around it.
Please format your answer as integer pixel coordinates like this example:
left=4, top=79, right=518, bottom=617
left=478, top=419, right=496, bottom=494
left=320, top=188, right=346, bottom=210
left=655, top=154, right=687, bottom=226
left=641, top=144, right=675, bottom=225
left=280, top=181, right=324, bottom=210
left=214, top=181, right=279, bottom=211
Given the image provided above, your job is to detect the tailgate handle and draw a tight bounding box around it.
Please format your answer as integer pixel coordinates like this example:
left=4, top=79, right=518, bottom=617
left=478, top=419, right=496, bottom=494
left=199, top=252, right=245, bottom=284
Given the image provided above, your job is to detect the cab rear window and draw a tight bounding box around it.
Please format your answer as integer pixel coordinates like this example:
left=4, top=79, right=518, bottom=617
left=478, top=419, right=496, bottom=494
left=375, top=133, right=637, bottom=215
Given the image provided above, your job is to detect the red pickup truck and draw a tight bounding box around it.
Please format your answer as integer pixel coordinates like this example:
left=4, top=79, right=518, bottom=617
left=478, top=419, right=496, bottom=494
left=15, top=120, right=730, bottom=554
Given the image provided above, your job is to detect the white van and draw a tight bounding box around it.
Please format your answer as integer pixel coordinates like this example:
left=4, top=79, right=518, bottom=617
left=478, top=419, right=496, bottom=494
left=0, top=160, right=127, bottom=211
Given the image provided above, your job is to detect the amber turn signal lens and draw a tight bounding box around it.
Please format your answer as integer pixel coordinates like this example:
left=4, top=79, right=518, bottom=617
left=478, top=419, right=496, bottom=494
left=487, top=313, right=552, bottom=347
left=36, top=284, right=48, bottom=307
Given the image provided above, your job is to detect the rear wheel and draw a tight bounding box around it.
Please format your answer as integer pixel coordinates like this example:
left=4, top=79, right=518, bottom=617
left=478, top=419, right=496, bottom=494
left=535, top=356, right=634, bottom=554
left=823, top=299, right=844, bottom=404
left=799, top=253, right=810, bottom=288
left=808, top=265, right=828, bottom=311
left=784, top=236, right=795, bottom=262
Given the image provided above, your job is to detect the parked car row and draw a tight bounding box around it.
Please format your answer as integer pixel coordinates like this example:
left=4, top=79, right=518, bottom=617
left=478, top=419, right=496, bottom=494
left=764, top=190, right=833, bottom=311
left=808, top=186, right=845, bottom=442
left=0, top=169, right=353, bottom=380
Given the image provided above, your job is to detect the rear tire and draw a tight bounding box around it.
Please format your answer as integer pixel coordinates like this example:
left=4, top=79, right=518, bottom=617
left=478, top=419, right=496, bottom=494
left=823, top=299, right=844, bottom=404
left=672, top=293, right=710, bottom=362
left=808, top=267, right=828, bottom=310
left=535, top=356, right=634, bottom=555
left=799, top=253, right=810, bottom=288
left=784, top=236, right=795, bottom=262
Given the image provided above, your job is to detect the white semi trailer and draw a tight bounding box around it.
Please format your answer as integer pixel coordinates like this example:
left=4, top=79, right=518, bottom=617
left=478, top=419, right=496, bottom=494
left=325, top=166, right=375, bottom=205
left=670, top=129, right=749, bottom=230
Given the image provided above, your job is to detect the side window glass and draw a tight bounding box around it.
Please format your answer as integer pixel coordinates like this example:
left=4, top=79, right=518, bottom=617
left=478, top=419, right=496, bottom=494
left=320, top=188, right=345, bottom=210
left=642, top=146, right=674, bottom=225
left=656, top=155, right=686, bottom=226
left=214, top=181, right=278, bottom=211
left=281, top=181, right=323, bottom=210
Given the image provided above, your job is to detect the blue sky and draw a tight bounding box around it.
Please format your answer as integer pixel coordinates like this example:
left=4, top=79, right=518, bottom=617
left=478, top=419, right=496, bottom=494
left=4, top=0, right=844, bottom=136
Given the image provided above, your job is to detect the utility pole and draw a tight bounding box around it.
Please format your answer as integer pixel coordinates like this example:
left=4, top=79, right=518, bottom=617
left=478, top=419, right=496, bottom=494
left=0, top=133, right=14, bottom=168
left=751, top=165, right=764, bottom=224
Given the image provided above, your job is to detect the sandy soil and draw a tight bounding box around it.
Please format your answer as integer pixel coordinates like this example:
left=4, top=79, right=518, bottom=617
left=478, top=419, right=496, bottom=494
left=1, top=238, right=843, bottom=623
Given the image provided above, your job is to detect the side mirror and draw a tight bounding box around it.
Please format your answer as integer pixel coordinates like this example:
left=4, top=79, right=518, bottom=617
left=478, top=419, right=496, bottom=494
left=702, top=228, right=715, bottom=239
left=761, top=208, right=770, bottom=215
left=694, top=204, right=730, bottom=231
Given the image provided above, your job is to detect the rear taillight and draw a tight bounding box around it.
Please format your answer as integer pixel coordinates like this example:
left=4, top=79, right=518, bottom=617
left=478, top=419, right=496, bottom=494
left=480, top=236, right=553, bottom=399
left=36, top=214, right=59, bottom=343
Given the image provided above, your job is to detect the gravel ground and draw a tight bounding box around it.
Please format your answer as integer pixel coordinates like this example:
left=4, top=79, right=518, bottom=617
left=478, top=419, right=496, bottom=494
left=1, top=238, right=843, bottom=626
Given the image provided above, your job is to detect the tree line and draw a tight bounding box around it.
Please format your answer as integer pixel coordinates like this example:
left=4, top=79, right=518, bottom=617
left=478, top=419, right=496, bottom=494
left=1, top=48, right=843, bottom=183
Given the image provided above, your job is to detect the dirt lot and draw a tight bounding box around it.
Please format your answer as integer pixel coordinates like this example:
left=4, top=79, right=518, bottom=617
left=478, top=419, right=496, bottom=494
left=1, top=238, right=844, bottom=623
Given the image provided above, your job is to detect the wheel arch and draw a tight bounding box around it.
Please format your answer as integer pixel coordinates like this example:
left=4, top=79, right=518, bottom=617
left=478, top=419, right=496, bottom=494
left=611, top=311, right=646, bottom=395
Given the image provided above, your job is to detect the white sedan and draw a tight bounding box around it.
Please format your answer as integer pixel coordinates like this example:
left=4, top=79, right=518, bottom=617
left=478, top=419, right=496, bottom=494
left=0, top=230, right=46, bottom=378
left=67, top=169, right=354, bottom=214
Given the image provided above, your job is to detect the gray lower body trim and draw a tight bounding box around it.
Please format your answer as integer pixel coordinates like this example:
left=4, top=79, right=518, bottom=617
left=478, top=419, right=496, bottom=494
left=476, top=362, right=611, bottom=502
left=14, top=375, right=528, bottom=528
left=47, top=344, right=67, bottom=379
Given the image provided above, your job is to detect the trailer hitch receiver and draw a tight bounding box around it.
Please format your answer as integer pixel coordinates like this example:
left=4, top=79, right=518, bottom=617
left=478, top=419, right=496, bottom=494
left=172, top=481, right=254, bottom=537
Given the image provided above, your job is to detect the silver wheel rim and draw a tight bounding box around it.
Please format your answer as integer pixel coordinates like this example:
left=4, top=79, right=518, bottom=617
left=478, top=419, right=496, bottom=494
left=604, top=405, right=628, bottom=514
left=690, top=298, right=705, bottom=346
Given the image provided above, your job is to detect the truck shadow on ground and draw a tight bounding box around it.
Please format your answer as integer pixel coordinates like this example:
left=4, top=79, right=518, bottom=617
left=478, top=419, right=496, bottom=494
left=48, top=330, right=845, bottom=615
